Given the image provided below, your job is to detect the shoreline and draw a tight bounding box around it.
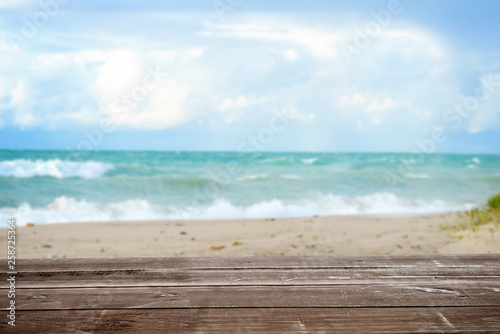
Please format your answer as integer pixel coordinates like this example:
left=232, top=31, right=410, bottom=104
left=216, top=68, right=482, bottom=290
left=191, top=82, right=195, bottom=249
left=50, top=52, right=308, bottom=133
left=4, top=209, right=473, bottom=226
left=1, top=212, right=498, bottom=259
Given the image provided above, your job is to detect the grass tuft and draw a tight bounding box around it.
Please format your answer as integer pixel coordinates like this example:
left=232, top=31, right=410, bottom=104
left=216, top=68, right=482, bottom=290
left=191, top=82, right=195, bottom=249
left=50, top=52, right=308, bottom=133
left=487, top=192, right=500, bottom=210
left=440, top=192, right=500, bottom=231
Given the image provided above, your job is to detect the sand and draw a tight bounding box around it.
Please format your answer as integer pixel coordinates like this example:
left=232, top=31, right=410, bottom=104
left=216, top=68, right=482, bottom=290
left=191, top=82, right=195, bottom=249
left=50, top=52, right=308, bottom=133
left=0, top=212, right=498, bottom=259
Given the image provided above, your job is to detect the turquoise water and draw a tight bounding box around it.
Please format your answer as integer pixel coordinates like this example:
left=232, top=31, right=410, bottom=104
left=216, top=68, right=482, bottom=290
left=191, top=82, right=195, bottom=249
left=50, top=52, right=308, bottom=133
left=1, top=150, right=499, bottom=225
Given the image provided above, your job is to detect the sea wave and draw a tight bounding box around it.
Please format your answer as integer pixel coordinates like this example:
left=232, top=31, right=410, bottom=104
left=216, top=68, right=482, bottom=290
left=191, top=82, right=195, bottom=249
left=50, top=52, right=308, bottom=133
left=0, top=159, right=114, bottom=179
left=0, top=197, right=171, bottom=224
left=237, top=174, right=268, bottom=181
left=404, top=173, right=432, bottom=179
left=301, top=158, right=318, bottom=165
left=0, top=193, right=476, bottom=225
left=280, top=174, right=302, bottom=180
left=237, top=174, right=302, bottom=181
left=258, top=156, right=294, bottom=164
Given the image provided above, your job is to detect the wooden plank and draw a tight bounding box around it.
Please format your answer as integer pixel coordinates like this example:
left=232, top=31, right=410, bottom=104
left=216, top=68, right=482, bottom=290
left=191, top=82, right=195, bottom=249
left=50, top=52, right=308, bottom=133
left=3, top=268, right=499, bottom=289
left=14, top=254, right=500, bottom=271
left=4, top=254, right=496, bottom=289
left=3, top=284, right=500, bottom=310
left=1, top=255, right=498, bottom=332
left=2, top=307, right=499, bottom=333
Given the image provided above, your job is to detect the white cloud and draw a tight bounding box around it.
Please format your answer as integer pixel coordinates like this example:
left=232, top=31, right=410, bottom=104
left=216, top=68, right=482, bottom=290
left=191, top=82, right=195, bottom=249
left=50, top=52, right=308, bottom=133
left=466, top=74, right=500, bottom=133
left=1, top=48, right=194, bottom=130
left=365, top=98, right=395, bottom=112
left=204, top=19, right=447, bottom=67
left=9, top=80, right=38, bottom=128
left=337, top=93, right=396, bottom=113
left=217, top=95, right=268, bottom=111
left=337, top=93, right=366, bottom=107
left=204, top=20, right=347, bottom=60
left=0, top=0, right=29, bottom=9
left=199, top=20, right=458, bottom=133
left=94, top=50, right=145, bottom=103
left=37, top=53, right=71, bottom=68
left=213, top=95, right=270, bottom=124
left=189, top=48, right=205, bottom=57
left=10, top=81, right=26, bottom=106
left=1, top=10, right=498, bottom=145
left=380, top=29, right=446, bottom=60
left=93, top=51, right=192, bottom=129
left=280, top=105, right=315, bottom=123
left=71, top=50, right=110, bottom=65
left=141, top=79, right=191, bottom=129
left=283, top=50, right=298, bottom=61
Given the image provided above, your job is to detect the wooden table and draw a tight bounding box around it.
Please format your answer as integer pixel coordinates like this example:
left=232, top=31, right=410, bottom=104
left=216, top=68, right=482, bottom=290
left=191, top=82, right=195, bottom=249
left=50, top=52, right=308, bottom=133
left=1, top=254, right=500, bottom=333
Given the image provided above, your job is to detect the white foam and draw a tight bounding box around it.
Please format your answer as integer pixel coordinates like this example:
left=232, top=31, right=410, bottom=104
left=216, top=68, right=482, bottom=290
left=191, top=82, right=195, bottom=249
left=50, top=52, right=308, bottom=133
left=404, top=174, right=431, bottom=179
left=238, top=174, right=302, bottom=181
left=280, top=174, right=302, bottom=180
left=0, top=196, right=171, bottom=225
left=472, top=157, right=481, bottom=164
left=237, top=174, right=268, bottom=181
left=0, top=193, right=476, bottom=225
left=301, top=158, right=318, bottom=164
left=402, top=158, right=417, bottom=165
left=0, top=159, right=114, bottom=178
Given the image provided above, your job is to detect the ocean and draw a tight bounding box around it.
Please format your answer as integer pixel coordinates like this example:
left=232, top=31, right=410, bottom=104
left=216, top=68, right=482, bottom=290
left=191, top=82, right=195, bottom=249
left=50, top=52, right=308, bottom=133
left=1, top=150, right=499, bottom=225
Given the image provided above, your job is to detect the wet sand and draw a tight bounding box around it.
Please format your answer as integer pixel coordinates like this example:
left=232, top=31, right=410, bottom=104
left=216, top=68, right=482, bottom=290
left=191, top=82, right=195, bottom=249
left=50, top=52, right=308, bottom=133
left=1, top=212, right=498, bottom=259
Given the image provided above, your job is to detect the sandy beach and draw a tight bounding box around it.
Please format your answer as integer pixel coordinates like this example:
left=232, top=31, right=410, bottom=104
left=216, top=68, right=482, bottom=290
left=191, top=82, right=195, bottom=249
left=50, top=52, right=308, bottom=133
left=1, top=212, right=498, bottom=259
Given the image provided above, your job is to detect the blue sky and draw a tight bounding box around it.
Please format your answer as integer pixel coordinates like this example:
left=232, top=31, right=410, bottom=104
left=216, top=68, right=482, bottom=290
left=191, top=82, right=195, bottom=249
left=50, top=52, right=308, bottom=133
left=1, top=0, right=500, bottom=152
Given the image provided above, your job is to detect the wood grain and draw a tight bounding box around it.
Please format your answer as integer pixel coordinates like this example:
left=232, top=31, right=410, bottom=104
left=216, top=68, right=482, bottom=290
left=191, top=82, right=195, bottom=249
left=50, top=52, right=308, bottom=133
left=1, top=254, right=499, bottom=333
left=3, top=267, right=500, bottom=289
left=13, top=254, right=500, bottom=271
left=3, top=284, right=500, bottom=310
left=1, top=307, right=500, bottom=333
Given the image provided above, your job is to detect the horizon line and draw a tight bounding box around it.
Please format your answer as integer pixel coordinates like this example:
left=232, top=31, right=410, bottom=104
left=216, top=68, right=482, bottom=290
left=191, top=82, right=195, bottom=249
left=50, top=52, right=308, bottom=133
left=0, top=148, right=499, bottom=155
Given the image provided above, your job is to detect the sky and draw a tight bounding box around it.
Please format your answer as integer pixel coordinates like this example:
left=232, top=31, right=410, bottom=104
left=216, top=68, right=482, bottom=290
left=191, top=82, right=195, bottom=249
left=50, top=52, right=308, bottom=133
left=1, top=0, right=500, bottom=153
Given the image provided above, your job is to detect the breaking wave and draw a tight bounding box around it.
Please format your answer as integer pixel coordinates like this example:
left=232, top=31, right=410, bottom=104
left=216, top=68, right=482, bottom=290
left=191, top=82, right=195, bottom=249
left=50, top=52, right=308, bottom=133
left=0, top=159, right=114, bottom=179
left=0, top=193, right=476, bottom=225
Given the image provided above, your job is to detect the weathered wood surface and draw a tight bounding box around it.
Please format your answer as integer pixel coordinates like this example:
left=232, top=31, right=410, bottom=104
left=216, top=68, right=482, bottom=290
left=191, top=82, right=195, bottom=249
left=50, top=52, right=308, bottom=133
left=1, top=254, right=499, bottom=333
